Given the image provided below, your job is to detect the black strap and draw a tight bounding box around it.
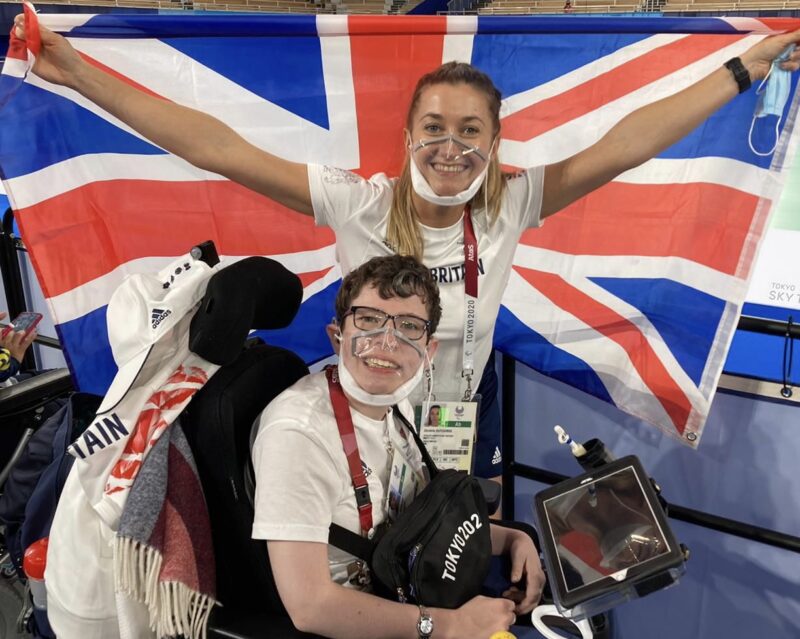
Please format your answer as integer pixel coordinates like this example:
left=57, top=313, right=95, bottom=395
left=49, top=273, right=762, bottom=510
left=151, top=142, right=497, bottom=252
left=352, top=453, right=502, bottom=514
left=391, top=405, right=439, bottom=478
left=329, top=522, right=375, bottom=562
left=724, top=57, right=751, bottom=94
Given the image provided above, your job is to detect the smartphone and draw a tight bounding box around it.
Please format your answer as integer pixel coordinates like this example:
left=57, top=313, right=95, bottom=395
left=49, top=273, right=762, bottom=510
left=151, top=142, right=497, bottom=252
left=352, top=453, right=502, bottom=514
left=1, top=311, right=43, bottom=338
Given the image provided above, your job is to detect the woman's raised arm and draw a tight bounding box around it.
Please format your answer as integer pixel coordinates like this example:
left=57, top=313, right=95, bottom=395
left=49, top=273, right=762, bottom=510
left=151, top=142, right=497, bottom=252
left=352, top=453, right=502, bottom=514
left=14, top=15, right=313, bottom=215
left=541, top=28, right=800, bottom=218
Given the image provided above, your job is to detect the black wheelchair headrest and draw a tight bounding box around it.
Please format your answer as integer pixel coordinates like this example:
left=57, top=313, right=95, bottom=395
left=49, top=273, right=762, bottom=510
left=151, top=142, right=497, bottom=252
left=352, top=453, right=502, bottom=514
left=189, top=257, right=303, bottom=366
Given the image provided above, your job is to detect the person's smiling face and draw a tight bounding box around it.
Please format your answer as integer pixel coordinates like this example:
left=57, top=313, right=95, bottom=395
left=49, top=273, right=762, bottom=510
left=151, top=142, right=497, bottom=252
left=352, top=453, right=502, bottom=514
left=340, top=285, right=433, bottom=397
left=407, top=82, right=496, bottom=197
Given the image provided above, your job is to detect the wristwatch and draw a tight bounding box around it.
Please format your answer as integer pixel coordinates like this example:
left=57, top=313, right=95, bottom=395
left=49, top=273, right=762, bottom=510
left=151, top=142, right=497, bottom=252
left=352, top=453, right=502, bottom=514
left=724, top=57, right=751, bottom=94
left=417, top=606, right=434, bottom=638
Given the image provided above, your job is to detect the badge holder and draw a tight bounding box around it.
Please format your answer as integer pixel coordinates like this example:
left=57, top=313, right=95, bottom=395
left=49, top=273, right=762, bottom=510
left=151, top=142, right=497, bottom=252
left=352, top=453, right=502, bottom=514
left=416, top=392, right=480, bottom=473
left=532, top=455, right=687, bottom=635
left=387, top=446, right=424, bottom=523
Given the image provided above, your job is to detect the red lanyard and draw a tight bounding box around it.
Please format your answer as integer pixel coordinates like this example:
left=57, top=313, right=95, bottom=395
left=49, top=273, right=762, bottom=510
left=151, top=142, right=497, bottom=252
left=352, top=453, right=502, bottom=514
left=325, top=366, right=373, bottom=536
left=463, top=205, right=479, bottom=298
left=462, top=207, right=478, bottom=399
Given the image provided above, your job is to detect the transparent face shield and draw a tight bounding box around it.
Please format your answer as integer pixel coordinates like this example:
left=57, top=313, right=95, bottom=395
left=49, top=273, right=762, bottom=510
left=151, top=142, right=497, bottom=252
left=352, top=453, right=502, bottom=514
left=346, top=328, right=434, bottom=408
left=338, top=329, right=428, bottom=408
left=407, top=133, right=495, bottom=207
left=337, top=307, right=433, bottom=407
left=411, top=134, right=488, bottom=163
left=346, top=305, right=430, bottom=367
left=350, top=328, right=425, bottom=362
left=351, top=327, right=425, bottom=365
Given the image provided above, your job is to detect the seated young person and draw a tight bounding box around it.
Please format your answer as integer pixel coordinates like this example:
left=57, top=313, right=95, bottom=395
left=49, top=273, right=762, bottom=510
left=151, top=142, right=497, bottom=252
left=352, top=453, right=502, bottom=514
left=251, top=255, right=545, bottom=639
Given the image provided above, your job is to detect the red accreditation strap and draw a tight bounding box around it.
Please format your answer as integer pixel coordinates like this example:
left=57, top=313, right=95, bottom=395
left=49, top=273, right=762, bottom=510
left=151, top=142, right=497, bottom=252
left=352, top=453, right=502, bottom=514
left=462, top=206, right=478, bottom=400
left=325, top=365, right=373, bottom=536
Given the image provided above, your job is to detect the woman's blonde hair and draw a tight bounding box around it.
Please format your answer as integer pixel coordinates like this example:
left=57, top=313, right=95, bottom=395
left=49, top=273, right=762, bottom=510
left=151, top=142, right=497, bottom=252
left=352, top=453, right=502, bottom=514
left=388, top=62, right=507, bottom=260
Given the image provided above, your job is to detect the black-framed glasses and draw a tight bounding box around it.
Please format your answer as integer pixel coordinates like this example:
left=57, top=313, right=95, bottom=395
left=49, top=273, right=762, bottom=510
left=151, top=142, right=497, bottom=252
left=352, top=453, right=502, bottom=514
left=343, top=306, right=430, bottom=341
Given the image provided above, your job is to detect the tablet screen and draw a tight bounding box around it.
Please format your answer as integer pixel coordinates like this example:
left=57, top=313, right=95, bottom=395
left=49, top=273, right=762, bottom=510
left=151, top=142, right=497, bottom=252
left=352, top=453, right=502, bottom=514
left=542, top=465, right=671, bottom=592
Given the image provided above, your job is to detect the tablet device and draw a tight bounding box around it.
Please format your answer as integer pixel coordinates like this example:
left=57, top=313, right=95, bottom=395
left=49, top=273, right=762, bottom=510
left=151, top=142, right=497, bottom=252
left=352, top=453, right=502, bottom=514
left=534, top=455, right=686, bottom=619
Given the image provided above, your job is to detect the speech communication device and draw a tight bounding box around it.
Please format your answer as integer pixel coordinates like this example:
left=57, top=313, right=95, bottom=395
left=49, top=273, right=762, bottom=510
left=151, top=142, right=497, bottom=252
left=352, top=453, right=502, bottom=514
left=534, top=455, right=686, bottom=620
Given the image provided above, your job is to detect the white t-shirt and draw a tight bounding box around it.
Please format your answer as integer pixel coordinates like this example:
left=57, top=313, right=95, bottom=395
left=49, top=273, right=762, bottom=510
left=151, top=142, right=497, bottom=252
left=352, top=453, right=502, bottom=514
left=308, top=164, right=545, bottom=402
left=251, top=371, right=426, bottom=588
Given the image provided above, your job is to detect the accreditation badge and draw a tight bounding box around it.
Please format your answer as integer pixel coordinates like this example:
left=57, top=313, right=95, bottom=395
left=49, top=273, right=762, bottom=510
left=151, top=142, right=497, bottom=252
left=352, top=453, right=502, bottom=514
left=416, top=397, right=479, bottom=473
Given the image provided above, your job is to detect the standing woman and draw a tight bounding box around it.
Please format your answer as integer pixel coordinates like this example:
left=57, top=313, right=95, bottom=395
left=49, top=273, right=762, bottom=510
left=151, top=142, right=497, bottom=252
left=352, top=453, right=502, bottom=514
left=13, top=15, right=800, bottom=485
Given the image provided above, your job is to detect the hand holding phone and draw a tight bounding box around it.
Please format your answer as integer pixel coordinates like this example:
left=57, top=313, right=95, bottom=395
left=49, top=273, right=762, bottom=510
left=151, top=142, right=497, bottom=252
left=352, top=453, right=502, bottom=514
left=1, top=311, right=43, bottom=338
left=1, top=311, right=41, bottom=364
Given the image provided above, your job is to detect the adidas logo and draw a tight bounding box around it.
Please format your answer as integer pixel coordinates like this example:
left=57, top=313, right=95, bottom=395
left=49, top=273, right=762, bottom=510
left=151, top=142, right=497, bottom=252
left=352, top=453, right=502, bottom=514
left=151, top=308, right=172, bottom=330
left=491, top=447, right=502, bottom=465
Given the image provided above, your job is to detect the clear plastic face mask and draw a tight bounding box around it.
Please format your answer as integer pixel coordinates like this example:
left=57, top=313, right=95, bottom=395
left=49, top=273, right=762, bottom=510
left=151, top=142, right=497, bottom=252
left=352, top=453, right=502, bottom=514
left=338, top=328, right=429, bottom=408
left=351, top=327, right=425, bottom=366
left=411, top=135, right=488, bottom=163
left=408, top=135, right=493, bottom=207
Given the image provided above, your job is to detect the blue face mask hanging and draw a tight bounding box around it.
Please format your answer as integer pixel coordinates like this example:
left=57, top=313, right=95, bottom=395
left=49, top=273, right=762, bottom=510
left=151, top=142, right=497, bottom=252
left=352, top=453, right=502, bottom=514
left=749, top=44, right=796, bottom=157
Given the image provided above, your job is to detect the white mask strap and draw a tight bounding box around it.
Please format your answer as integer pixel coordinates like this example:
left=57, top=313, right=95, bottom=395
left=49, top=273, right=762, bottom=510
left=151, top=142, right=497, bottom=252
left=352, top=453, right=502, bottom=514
left=424, top=349, right=435, bottom=405
left=748, top=114, right=782, bottom=157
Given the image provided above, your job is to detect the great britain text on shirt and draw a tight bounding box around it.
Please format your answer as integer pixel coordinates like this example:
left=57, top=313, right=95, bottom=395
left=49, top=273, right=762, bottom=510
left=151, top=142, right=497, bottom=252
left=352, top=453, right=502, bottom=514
left=429, top=259, right=485, bottom=285
left=70, top=413, right=129, bottom=459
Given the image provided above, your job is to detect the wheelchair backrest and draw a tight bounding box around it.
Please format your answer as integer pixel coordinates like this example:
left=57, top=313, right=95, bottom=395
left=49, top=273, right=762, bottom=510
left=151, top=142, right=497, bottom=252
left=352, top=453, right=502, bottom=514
left=181, top=341, right=309, bottom=613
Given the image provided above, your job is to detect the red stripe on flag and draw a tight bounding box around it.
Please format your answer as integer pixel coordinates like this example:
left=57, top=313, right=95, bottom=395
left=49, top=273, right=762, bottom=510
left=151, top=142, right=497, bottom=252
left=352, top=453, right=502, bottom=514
left=22, top=4, right=40, bottom=58
left=349, top=17, right=446, bottom=178
left=502, top=35, right=744, bottom=142
left=520, top=181, right=761, bottom=275
left=79, top=52, right=167, bottom=100
left=755, top=17, right=800, bottom=32
left=5, top=30, right=29, bottom=63
left=15, top=179, right=334, bottom=299
left=348, top=16, right=449, bottom=35
left=515, top=267, right=691, bottom=434
left=298, top=267, right=333, bottom=289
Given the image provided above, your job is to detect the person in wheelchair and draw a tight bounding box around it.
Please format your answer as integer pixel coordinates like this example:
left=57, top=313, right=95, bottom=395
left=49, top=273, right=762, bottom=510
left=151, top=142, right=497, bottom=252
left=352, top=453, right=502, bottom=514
left=251, top=254, right=545, bottom=639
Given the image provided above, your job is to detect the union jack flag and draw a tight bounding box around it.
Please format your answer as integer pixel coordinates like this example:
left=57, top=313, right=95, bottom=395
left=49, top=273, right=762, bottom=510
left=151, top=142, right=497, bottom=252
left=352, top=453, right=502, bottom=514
left=2, top=12, right=799, bottom=446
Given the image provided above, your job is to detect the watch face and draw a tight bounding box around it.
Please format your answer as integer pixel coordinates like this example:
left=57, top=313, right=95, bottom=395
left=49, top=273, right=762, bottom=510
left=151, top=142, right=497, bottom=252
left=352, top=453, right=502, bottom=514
left=419, top=615, right=434, bottom=635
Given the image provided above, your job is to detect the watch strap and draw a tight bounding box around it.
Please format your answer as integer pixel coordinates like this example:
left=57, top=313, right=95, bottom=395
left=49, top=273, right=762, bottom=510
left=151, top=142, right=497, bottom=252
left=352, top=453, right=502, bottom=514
left=724, top=57, right=751, bottom=94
